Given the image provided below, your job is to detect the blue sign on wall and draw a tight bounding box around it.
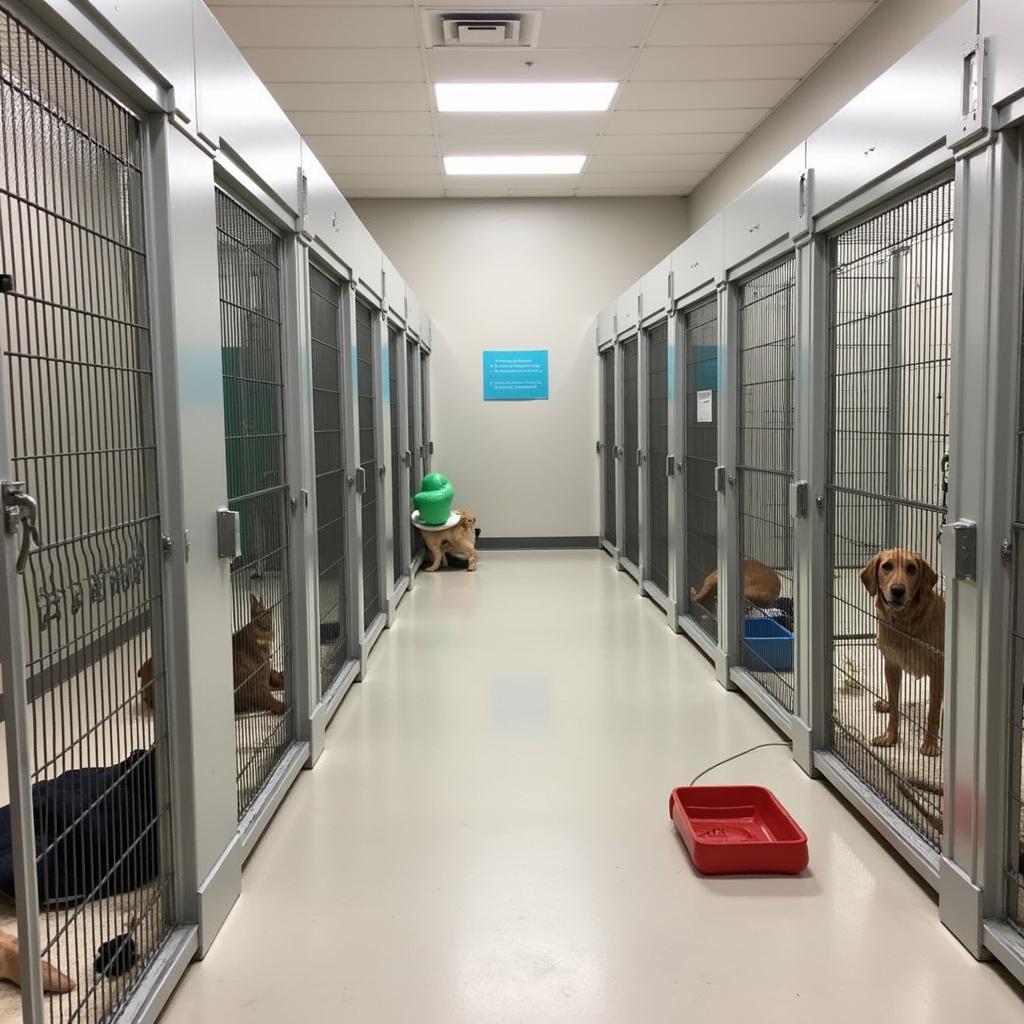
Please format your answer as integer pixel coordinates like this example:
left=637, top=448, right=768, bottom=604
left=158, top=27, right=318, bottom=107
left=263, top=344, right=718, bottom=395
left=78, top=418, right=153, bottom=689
left=483, top=350, right=549, bottom=401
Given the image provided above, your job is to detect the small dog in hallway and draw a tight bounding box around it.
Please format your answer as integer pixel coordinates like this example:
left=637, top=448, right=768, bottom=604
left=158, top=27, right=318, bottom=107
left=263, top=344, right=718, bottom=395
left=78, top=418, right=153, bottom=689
left=860, top=548, right=945, bottom=757
left=690, top=558, right=782, bottom=609
left=421, top=510, right=478, bottom=573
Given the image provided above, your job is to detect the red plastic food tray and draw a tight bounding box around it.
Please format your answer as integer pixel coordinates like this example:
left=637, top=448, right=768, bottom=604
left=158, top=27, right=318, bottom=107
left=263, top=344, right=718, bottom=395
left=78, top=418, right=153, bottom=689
left=669, top=785, right=808, bottom=875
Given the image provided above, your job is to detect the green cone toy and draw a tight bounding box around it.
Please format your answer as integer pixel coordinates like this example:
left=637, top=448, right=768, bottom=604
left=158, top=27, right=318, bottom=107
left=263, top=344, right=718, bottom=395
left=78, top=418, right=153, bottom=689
left=414, top=472, right=454, bottom=527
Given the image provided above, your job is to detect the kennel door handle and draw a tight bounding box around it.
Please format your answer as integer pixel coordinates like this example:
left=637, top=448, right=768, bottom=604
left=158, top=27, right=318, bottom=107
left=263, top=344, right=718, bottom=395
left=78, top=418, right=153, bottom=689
left=355, top=467, right=367, bottom=495
left=2, top=481, right=40, bottom=574
left=665, top=455, right=675, bottom=478
left=636, top=448, right=643, bottom=467
left=402, top=449, right=411, bottom=468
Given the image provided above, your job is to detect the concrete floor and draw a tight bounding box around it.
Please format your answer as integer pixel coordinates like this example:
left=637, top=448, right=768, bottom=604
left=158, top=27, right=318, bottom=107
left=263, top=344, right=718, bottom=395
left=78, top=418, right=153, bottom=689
left=160, top=551, right=1024, bottom=1023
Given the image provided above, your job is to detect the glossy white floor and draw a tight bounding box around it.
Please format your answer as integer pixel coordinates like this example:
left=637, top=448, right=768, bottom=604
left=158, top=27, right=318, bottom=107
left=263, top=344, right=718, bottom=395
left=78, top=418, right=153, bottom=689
left=160, top=551, right=1023, bottom=1023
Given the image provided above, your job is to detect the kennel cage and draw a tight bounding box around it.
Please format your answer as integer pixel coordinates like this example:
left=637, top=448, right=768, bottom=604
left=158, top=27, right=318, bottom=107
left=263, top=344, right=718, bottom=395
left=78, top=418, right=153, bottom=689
left=406, top=337, right=422, bottom=566
left=309, top=264, right=352, bottom=699
left=388, top=325, right=404, bottom=587
left=621, top=335, right=640, bottom=573
left=216, top=188, right=294, bottom=820
left=736, top=259, right=797, bottom=711
left=0, top=8, right=176, bottom=1018
left=600, top=347, right=616, bottom=550
left=684, top=296, right=721, bottom=641
left=645, top=322, right=670, bottom=599
left=825, top=179, right=953, bottom=853
left=355, top=299, right=382, bottom=631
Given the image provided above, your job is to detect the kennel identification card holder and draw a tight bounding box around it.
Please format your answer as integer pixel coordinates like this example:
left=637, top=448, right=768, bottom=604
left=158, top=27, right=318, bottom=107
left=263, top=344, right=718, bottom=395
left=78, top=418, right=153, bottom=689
left=483, top=350, right=549, bottom=401
left=696, top=390, right=713, bottom=423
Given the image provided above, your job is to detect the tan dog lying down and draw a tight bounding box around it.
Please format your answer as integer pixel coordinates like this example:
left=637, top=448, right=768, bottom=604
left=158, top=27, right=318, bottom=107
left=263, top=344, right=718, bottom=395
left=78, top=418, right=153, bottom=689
left=860, top=548, right=945, bottom=757
left=691, top=558, right=781, bottom=608
left=421, top=510, right=478, bottom=572
left=0, top=927, right=75, bottom=993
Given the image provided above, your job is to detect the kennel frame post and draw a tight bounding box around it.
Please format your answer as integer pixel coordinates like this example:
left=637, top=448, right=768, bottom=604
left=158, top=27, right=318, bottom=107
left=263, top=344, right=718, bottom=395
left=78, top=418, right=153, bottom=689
left=938, top=130, right=1021, bottom=960
left=717, top=279, right=741, bottom=692
left=379, top=309, right=398, bottom=626
left=613, top=334, right=625, bottom=573
left=387, top=319, right=412, bottom=615
left=792, top=231, right=830, bottom=776
left=665, top=307, right=683, bottom=631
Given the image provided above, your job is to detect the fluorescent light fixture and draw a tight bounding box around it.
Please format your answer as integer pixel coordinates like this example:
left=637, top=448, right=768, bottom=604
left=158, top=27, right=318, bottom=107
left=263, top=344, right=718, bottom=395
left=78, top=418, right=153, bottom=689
left=443, top=155, right=586, bottom=176
left=435, top=82, right=618, bottom=113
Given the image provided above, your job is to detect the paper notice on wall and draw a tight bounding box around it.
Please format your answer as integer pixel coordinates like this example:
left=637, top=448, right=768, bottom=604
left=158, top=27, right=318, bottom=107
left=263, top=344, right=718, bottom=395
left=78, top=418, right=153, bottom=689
left=697, top=389, right=713, bottom=424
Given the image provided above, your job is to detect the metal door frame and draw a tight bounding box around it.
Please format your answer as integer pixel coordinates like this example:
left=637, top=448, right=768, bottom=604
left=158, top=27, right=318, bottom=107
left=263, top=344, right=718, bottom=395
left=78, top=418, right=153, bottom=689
left=406, top=331, right=424, bottom=578
left=618, top=331, right=641, bottom=584
left=598, top=341, right=618, bottom=560
left=385, top=314, right=411, bottom=620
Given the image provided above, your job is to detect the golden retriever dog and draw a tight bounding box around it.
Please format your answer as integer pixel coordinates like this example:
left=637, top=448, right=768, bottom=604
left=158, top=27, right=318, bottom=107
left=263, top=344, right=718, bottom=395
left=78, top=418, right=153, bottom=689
left=860, top=548, right=945, bottom=757
left=691, top=558, right=781, bottom=609
left=421, top=510, right=478, bottom=572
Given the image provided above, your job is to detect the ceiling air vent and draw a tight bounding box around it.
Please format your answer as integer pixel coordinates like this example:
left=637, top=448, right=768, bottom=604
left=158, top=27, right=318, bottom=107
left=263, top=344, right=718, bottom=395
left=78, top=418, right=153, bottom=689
left=422, top=10, right=542, bottom=48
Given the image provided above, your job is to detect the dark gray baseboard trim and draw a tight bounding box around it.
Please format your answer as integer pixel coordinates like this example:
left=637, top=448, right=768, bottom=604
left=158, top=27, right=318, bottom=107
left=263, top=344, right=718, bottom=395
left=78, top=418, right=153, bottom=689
left=477, top=536, right=599, bottom=550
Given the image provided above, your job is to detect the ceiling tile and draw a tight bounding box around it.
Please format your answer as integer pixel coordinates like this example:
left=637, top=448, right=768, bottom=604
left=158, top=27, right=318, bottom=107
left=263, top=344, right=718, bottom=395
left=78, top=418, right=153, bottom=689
left=592, top=132, right=747, bottom=154
left=322, top=155, right=440, bottom=175
left=537, top=7, right=659, bottom=48
left=334, top=173, right=444, bottom=191
left=426, top=47, right=636, bottom=82
left=651, top=2, right=875, bottom=47
left=347, top=188, right=446, bottom=198
left=577, top=186, right=694, bottom=196
left=243, top=48, right=424, bottom=83
left=583, top=170, right=706, bottom=188
left=617, top=79, right=799, bottom=110
left=439, top=135, right=597, bottom=155
left=306, top=135, right=438, bottom=157
left=607, top=108, right=768, bottom=133
left=435, top=112, right=607, bottom=137
left=632, top=43, right=831, bottom=81
left=210, top=6, right=419, bottom=49
left=586, top=153, right=723, bottom=173
left=269, top=83, right=430, bottom=113
left=291, top=111, right=434, bottom=135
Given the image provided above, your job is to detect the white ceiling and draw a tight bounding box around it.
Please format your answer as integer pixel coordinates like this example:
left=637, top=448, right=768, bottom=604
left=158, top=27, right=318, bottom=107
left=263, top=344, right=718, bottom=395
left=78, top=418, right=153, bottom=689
left=208, top=1, right=881, bottom=199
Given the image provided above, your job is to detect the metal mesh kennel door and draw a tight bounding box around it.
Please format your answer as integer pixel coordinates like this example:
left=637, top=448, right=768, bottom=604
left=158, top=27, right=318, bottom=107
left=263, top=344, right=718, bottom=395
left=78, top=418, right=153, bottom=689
left=622, top=336, right=640, bottom=569
left=0, top=9, right=175, bottom=1017
left=356, top=299, right=382, bottom=629
left=826, top=181, right=953, bottom=852
left=388, top=325, right=404, bottom=585
left=407, top=339, right=422, bottom=563
left=736, top=260, right=796, bottom=712
left=216, top=189, right=294, bottom=819
left=420, top=350, right=431, bottom=474
left=684, top=297, right=720, bottom=641
left=309, top=265, right=350, bottom=698
left=646, top=322, right=670, bottom=596
left=601, top=348, right=616, bottom=547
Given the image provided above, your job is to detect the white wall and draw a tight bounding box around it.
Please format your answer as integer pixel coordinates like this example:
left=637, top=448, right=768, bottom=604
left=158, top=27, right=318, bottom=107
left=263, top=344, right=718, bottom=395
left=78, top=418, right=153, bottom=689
left=352, top=197, right=688, bottom=539
left=686, top=0, right=968, bottom=230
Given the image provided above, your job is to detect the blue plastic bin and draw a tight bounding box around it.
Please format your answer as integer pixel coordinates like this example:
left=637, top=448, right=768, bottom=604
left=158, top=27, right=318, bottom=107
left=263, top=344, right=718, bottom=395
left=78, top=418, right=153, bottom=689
left=743, top=616, right=794, bottom=672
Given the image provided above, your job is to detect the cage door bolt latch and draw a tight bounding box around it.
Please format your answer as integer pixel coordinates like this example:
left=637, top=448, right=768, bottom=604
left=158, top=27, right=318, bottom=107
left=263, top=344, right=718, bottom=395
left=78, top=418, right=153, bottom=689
left=789, top=480, right=809, bottom=519
left=943, top=519, right=977, bottom=582
left=2, top=480, right=40, bottom=574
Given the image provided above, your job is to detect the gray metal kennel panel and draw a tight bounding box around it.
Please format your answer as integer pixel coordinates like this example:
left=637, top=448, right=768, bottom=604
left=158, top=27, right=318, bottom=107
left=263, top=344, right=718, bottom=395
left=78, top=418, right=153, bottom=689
left=825, top=179, right=953, bottom=854
left=0, top=9, right=175, bottom=1017
left=355, top=299, right=382, bottom=631
left=736, top=259, right=796, bottom=713
left=215, top=188, right=295, bottom=820
left=684, top=296, right=720, bottom=642
left=309, top=264, right=352, bottom=699
left=388, top=325, right=404, bottom=586
left=622, top=336, right=640, bottom=570
left=601, top=347, right=616, bottom=547
left=407, top=337, right=422, bottom=565
left=420, top=349, right=431, bottom=475
left=646, top=322, right=670, bottom=596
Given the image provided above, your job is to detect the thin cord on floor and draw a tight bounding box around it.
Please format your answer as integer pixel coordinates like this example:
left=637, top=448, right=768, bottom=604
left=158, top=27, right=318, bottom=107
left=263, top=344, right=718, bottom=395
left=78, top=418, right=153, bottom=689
left=689, top=742, right=792, bottom=787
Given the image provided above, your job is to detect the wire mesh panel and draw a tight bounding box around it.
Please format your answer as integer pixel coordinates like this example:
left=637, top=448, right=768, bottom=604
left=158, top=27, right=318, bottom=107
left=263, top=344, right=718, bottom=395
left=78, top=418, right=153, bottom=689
left=646, top=322, right=669, bottom=595
left=0, top=10, right=174, bottom=1018
left=737, top=260, right=796, bottom=711
left=601, top=348, right=616, bottom=546
left=309, top=265, right=349, bottom=699
left=622, top=337, right=640, bottom=567
left=407, top=339, right=421, bottom=563
left=216, top=189, right=293, bottom=819
left=684, top=297, right=720, bottom=640
left=826, top=180, right=953, bottom=851
left=388, top=325, right=403, bottom=586
left=356, top=300, right=381, bottom=630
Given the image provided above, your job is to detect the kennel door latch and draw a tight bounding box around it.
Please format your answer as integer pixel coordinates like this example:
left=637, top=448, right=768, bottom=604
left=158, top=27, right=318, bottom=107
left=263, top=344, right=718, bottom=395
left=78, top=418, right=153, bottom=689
left=715, top=465, right=726, bottom=493
left=789, top=481, right=809, bottom=519
left=216, top=508, right=241, bottom=560
left=2, top=481, right=40, bottom=574
left=944, top=519, right=977, bottom=582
